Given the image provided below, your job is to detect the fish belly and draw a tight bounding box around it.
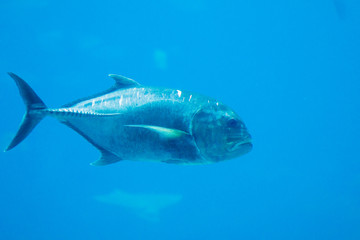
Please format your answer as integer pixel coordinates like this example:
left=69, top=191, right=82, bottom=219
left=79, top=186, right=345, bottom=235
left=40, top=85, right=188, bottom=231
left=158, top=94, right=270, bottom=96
left=63, top=112, right=201, bottom=164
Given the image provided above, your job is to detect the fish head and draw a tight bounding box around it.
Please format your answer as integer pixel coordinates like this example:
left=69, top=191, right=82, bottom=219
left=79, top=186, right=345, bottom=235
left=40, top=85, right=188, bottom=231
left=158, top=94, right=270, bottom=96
left=191, top=102, right=252, bottom=162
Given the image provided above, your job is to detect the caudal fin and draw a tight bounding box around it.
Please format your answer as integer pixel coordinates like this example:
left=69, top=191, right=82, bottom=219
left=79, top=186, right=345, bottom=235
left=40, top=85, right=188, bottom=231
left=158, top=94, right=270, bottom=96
left=5, top=73, right=47, bottom=151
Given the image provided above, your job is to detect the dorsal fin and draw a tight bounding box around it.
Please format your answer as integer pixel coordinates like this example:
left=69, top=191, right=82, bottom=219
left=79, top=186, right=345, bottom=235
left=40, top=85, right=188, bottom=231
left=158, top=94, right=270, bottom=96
left=108, top=74, right=140, bottom=89
left=62, top=74, right=140, bottom=108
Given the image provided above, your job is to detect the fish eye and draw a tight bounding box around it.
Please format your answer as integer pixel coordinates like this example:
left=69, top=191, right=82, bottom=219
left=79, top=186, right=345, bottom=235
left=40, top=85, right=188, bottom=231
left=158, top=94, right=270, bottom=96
left=227, top=118, right=239, bottom=128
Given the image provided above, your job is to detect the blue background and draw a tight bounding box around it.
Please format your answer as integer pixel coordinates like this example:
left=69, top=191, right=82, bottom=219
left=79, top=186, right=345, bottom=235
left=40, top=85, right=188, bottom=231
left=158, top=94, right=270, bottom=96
left=1, top=0, right=360, bottom=239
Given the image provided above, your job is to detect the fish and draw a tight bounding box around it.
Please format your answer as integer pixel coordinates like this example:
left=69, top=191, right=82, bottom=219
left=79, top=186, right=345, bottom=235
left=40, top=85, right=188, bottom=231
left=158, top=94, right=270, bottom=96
left=94, top=189, right=182, bottom=221
left=5, top=72, right=252, bottom=165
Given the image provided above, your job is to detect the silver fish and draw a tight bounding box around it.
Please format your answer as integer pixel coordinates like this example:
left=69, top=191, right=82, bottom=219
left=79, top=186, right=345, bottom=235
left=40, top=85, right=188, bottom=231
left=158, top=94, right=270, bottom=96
left=5, top=73, right=252, bottom=165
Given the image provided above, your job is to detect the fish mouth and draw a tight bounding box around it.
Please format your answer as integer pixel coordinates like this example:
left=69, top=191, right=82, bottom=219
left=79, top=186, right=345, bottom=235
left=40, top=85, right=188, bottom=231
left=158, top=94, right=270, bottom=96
left=233, top=139, right=252, bottom=149
left=227, top=136, right=252, bottom=153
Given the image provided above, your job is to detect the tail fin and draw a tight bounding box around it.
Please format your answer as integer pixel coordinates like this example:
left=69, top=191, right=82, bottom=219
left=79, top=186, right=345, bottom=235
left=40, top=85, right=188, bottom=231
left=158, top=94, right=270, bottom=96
left=5, top=73, right=47, bottom=151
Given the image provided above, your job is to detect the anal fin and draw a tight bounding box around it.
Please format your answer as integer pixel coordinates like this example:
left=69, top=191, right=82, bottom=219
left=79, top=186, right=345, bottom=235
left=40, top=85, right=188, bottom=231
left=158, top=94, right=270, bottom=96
left=91, top=150, right=122, bottom=166
left=62, top=121, right=122, bottom=166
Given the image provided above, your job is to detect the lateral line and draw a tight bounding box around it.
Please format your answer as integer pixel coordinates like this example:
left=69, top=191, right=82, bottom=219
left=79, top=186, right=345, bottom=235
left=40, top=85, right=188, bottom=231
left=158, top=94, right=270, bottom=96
left=43, top=108, right=120, bottom=117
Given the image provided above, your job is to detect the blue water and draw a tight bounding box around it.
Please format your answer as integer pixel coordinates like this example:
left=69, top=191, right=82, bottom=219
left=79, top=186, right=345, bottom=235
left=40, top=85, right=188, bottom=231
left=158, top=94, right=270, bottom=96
left=1, top=0, right=359, bottom=239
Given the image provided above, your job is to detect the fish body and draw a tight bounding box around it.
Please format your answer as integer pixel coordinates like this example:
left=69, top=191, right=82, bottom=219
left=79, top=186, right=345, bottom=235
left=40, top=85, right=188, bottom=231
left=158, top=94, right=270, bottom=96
left=6, top=73, right=252, bottom=165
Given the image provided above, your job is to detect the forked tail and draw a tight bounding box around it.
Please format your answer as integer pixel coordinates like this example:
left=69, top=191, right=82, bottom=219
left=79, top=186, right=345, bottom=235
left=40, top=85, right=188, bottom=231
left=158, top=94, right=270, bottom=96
left=5, top=73, right=47, bottom=151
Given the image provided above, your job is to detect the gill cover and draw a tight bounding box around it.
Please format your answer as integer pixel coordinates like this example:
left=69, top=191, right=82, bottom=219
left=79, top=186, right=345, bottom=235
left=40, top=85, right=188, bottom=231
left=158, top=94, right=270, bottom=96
left=191, top=105, right=227, bottom=162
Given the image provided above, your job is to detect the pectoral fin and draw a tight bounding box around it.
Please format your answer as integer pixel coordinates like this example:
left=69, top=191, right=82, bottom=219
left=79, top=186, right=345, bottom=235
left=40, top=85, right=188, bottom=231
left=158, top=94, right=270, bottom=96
left=124, top=125, right=190, bottom=139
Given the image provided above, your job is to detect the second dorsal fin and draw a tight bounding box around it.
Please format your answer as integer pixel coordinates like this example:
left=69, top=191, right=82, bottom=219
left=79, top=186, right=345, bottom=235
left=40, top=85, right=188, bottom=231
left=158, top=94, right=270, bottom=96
left=108, top=74, right=141, bottom=89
